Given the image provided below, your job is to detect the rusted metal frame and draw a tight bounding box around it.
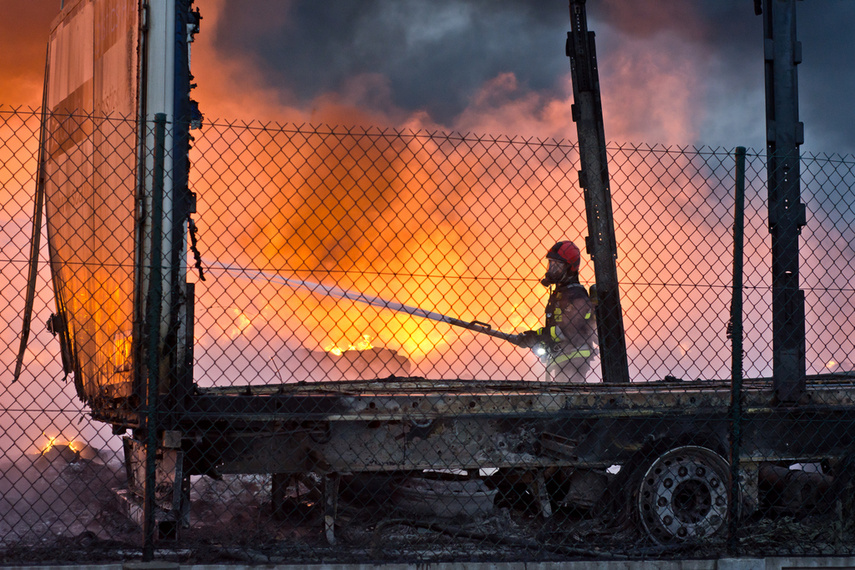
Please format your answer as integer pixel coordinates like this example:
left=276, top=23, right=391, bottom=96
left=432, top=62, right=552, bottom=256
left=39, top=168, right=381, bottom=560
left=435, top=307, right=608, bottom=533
left=174, top=403, right=732, bottom=425
left=176, top=376, right=855, bottom=428
left=566, top=0, right=629, bottom=384
left=131, top=0, right=151, bottom=432
left=201, top=411, right=733, bottom=472
left=762, top=0, right=806, bottom=403
left=170, top=377, right=855, bottom=477
left=163, top=0, right=198, bottom=418
left=188, top=404, right=855, bottom=469
left=183, top=393, right=345, bottom=416
left=142, top=112, right=167, bottom=561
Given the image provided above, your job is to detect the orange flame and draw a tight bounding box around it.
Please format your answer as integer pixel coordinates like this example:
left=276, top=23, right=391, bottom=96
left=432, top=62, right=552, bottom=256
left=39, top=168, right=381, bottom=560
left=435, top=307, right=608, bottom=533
left=326, top=333, right=374, bottom=356
left=40, top=433, right=82, bottom=455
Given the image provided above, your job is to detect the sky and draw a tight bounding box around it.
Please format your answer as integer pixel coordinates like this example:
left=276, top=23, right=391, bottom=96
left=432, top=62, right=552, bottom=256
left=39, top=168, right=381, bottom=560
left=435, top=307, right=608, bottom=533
left=1, top=0, right=853, bottom=155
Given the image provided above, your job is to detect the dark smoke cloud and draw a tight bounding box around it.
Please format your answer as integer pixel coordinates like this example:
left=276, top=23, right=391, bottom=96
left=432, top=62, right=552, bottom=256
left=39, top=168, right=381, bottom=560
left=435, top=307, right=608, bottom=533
left=797, top=1, right=855, bottom=156
left=606, top=0, right=855, bottom=155
left=213, top=0, right=567, bottom=125
left=211, top=0, right=853, bottom=154
left=3, top=1, right=851, bottom=152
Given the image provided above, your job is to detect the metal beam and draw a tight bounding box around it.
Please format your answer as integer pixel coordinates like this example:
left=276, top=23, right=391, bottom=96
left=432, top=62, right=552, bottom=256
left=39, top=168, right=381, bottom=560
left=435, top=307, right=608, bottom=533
left=761, top=0, right=806, bottom=402
left=566, top=0, right=629, bottom=384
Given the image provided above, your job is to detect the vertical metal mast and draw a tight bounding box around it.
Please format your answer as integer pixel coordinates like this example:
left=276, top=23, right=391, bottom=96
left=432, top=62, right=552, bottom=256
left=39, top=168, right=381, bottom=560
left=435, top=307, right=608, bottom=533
left=566, top=0, right=629, bottom=384
left=761, top=0, right=806, bottom=402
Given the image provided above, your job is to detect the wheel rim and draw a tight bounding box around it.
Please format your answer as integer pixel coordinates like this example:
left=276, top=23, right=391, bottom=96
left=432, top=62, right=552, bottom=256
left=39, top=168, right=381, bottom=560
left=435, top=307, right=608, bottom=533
left=637, top=445, right=730, bottom=543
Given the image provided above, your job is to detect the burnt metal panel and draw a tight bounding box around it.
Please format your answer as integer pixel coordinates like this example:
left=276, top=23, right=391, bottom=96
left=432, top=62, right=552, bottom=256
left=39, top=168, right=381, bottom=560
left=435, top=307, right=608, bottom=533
left=761, top=0, right=807, bottom=402
left=183, top=393, right=345, bottom=419
left=159, top=377, right=855, bottom=479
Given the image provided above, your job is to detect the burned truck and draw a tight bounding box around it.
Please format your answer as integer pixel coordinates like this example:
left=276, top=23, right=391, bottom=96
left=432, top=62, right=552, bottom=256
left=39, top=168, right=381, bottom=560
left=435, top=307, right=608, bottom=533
left=22, top=0, right=855, bottom=552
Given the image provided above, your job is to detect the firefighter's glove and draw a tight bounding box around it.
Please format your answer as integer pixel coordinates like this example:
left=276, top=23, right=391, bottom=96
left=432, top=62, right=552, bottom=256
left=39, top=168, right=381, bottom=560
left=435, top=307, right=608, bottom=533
left=516, top=330, right=542, bottom=348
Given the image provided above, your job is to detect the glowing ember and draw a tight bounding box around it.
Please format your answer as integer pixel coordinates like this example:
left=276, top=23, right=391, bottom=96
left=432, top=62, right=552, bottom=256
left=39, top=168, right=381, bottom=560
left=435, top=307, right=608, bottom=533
left=319, top=334, right=412, bottom=380
left=326, top=334, right=374, bottom=356
left=40, top=434, right=82, bottom=455
left=41, top=434, right=59, bottom=454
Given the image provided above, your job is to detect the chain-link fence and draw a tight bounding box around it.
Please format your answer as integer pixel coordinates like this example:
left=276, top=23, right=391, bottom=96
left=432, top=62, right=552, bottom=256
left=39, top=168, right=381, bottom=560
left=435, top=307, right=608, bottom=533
left=3, top=106, right=855, bottom=564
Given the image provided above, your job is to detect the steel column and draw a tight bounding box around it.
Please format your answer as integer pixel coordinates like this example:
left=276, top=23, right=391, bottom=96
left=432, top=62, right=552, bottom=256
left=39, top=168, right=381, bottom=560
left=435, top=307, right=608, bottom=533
left=566, top=0, right=629, bottom=384
left=761, top=0, right=806, bottom=402
left=142, top=113, right=167, bottom=561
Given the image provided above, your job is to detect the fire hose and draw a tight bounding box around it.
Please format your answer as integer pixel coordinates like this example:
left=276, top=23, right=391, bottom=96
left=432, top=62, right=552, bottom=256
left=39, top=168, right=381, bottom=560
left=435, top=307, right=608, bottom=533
left=205, top=260, right=527, bottom=347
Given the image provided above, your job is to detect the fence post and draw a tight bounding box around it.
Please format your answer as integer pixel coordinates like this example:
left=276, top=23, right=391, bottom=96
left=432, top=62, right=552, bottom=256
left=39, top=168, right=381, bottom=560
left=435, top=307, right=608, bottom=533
left=728, top=146, right=746, bottom=554
left=142, top=113, right=167, bottom=561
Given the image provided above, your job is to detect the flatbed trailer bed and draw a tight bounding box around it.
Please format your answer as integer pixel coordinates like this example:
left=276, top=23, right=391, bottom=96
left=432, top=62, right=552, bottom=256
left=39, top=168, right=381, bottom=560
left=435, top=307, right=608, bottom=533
left=117, top=373, right=855, bottom=544
left=175, top=374, right=855, bottom=471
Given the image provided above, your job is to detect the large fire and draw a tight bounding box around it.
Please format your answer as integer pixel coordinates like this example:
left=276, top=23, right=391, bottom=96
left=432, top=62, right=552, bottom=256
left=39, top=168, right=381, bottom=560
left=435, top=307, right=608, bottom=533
left=188, top=119, right=566, bottom=379
left=176, top=1, right=730, bottom=385
left=4, top=3, right=853, bottom=392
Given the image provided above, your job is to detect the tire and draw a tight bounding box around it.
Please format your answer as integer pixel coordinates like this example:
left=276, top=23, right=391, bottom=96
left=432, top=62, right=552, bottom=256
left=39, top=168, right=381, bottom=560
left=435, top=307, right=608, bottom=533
left=635, top=445, right=731, bottom=544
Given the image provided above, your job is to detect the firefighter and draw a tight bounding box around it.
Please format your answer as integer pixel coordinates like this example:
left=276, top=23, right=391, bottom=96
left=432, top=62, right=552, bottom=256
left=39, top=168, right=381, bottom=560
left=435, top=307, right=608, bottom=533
left=516, top=241, right=596, bottom=382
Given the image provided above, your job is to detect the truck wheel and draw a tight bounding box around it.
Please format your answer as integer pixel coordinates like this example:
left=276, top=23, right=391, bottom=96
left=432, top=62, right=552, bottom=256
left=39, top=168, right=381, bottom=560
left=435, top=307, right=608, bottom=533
left=636, top=445, right=731, bottom=544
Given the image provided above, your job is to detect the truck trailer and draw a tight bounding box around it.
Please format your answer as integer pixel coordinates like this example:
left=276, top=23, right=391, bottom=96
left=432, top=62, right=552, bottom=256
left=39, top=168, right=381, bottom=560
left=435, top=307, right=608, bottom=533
left=21, top=0, right=855, bottom=555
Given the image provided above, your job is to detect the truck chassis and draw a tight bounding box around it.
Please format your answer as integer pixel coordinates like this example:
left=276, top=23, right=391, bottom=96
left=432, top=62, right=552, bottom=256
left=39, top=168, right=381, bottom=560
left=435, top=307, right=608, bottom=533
left=117, top=374, right=855, bottom=545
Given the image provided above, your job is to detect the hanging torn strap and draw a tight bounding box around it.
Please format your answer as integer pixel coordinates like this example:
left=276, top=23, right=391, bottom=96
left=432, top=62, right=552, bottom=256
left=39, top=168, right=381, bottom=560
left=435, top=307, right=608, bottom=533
left=13, top=57, right=50, bottom=385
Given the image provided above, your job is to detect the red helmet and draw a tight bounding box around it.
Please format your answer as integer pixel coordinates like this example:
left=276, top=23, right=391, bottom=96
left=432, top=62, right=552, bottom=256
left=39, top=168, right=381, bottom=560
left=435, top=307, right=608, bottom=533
left=546, top=241, right=581, bottom=273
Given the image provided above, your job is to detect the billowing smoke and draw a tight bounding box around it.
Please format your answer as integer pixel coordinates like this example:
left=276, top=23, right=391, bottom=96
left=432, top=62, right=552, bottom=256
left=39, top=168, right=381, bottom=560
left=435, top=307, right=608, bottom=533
left=2, top=2, right=854, bottom=153
left=191, top=0, right=855, bottom=154
left=0, top=443, right=128, bottom=546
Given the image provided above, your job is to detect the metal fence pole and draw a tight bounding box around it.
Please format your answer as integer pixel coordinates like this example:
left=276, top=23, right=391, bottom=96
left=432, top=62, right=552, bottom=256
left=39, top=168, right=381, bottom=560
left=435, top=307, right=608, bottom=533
left=728, top=146, right=747, bottom=553
left=143, top=113, right=167, bottom=561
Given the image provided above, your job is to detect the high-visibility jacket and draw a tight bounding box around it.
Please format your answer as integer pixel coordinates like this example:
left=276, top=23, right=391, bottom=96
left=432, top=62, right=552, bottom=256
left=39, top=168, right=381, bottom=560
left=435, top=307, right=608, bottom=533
left=536, top=282, right=596, bottom=373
